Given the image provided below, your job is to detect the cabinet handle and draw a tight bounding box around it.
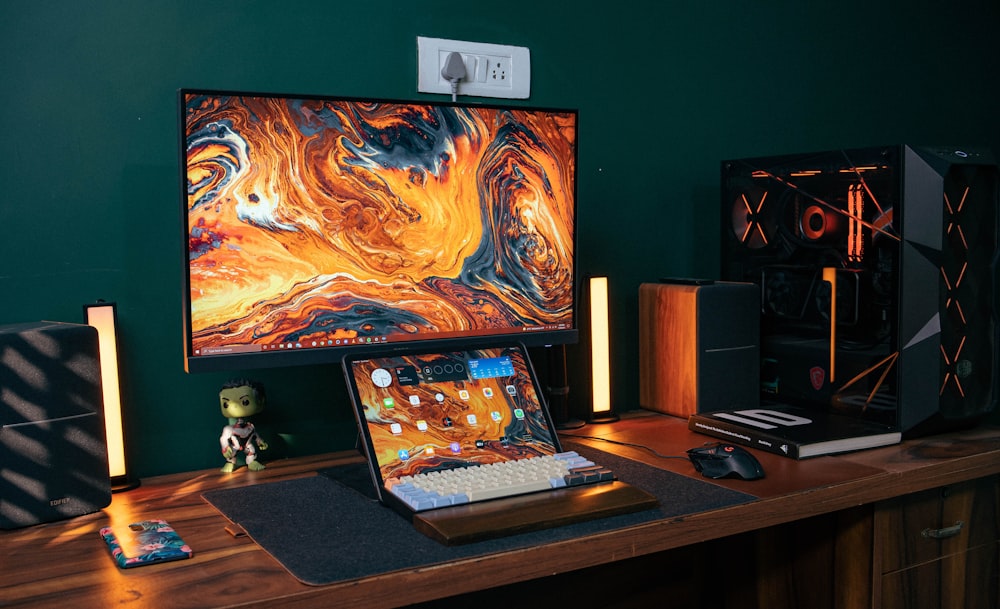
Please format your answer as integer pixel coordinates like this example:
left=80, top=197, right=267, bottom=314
left=921, top=520, right=964, bottom=539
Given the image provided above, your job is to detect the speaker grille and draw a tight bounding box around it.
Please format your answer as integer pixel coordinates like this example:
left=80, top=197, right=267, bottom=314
left=0, top=322, right=111, bottom=528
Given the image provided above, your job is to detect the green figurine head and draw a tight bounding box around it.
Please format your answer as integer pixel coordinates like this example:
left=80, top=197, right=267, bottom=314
left=219, top=379, right=266, bottom=420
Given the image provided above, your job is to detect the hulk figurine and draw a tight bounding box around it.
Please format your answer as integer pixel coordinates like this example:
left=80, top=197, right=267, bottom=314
left=219, top=379, right=269, bottom=473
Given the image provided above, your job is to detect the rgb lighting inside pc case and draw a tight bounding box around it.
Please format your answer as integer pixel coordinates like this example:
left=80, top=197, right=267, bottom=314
left=722, top=145, right=998, bottom=434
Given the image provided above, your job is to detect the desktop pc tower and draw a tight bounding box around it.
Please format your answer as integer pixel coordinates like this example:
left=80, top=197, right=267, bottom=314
left=721, top=145, right=999, bottom=436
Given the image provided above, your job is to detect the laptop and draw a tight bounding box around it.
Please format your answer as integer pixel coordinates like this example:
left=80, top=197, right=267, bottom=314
left=342, top=343, right=658, bottom=544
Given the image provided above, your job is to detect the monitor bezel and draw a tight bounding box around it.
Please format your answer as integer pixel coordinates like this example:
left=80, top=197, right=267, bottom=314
left=178, top=88, right=580, bottom=373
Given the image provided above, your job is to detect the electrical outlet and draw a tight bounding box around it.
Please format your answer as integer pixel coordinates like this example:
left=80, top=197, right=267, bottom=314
left=486, top=56, right=512, bottom=84
left=417, top=36, right=530, bottom=99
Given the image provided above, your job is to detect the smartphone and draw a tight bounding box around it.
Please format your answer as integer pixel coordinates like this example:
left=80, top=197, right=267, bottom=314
left=100, top=519, right=193, bottom=568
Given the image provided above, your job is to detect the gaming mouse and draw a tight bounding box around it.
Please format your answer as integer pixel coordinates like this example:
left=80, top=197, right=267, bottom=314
left=687, top=443, right=765, bottom=481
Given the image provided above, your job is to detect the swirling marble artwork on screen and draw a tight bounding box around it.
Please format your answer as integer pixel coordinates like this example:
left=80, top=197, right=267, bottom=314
left=184, top=94, right=576, bottom=354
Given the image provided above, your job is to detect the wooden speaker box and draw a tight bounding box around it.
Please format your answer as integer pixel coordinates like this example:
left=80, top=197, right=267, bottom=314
left=639, top=281, right=760, bottom=418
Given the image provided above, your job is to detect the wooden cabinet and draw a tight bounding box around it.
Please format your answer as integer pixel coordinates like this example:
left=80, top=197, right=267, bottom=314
left=727, top=475, right=1000, bottom=609
left=416, top=478, right=999, bottom=609
left=874, top=475, right=1000, bottom=609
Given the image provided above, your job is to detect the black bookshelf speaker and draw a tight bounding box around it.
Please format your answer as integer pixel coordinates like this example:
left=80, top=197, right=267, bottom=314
left=0, top=321, right=111, bottom=529
left=721, top=145, right=999, bottom=436
left=639, top=280, right=760, bottom=417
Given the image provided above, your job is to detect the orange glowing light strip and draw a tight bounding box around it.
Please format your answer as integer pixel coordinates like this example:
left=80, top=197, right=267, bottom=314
left=754, top=193, right=769, bottom=245
left=941, top=262, right=969, bottom=291
left=940, top=372, right=952, bottom=395
left=838, top=166, right=880, bottom=172
left=739, top=192, right=769, bottom=246
left=839, top=153, right=888, bottom=217
left=939, top=337, right=968, bottom=397
left=849, top=168, right=885, bottom=218
left=945, top=189, right=971, bottom=251
left=947, top=223, right=969, bottom=250
left=589, top=277, right=612, bottom=414
left=863, top=353, right=899, bottom=410
left=957, top=226, right=968, bottom=250
left=85, top=304, right=127, bottom=480
left=838, top=352, right=897, bottom=392
left=953, top=300, right=967, bottom=325
left=957, top=186, right=970, bottom=212
left=847, top=185, right=863, bottom=261
left=944, top=191, right=956, bottom=215
left=740, top=193, right=755, bottom=243
left=837, top=351, right=899, bottom=411
left=823, top=267, right=837, bottom=382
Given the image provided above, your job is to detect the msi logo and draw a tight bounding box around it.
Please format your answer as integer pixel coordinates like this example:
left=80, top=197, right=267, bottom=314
left=809, top=366, right=825, bottom=390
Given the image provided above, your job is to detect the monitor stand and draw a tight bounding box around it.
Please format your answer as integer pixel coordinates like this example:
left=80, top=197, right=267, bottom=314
left=545, top=344, right=585, bottom=430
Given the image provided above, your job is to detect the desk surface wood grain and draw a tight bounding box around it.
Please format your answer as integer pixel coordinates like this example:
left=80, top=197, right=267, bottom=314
left=4, top=412, right=1000, bottom=609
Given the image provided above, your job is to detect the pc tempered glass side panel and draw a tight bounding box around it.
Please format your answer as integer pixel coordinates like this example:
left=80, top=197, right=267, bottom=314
left=721, top=146, right=902, bottom=427
left=345, top=345, right=559, bottom=483
left=180, top=89, right=578, bottom=372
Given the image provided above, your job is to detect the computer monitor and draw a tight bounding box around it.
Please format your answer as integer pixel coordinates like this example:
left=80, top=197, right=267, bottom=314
left=179, top=89, right=579, bottom=372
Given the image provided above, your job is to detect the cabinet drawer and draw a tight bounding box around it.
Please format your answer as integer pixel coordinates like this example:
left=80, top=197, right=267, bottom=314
left=876, top=475, right=999, bottom=573
left=880, top=541, right=999, bottom=609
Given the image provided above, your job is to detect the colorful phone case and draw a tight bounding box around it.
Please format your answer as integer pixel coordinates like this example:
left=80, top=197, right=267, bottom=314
left=100, top=519, right=193, bottom=568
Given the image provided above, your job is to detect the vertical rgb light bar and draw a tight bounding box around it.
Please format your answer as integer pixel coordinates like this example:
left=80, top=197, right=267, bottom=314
left=588, top=276, right=618, bottom=422
left=84, top=302, right=137, bottom=491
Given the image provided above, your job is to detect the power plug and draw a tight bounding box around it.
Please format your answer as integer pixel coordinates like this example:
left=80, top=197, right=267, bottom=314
left=441, top=51, right=466, bottom=101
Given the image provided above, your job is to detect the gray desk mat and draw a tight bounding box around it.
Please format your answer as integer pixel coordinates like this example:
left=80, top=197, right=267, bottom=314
left=201, top=444, right=757, bottom=586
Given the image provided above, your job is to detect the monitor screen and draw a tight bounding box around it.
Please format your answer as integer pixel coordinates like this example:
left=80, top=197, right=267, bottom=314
left=180, top=90, right=579, bottom=372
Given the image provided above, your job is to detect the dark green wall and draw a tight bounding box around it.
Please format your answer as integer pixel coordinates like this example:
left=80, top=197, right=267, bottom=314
left=3, top=1, right=998, bottom=477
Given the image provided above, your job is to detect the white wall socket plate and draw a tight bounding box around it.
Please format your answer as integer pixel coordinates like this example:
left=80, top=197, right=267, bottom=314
left=417, top=36, right=530, bottom=99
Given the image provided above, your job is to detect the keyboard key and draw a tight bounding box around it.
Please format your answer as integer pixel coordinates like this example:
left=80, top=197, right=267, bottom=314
left=465, top=478, right=552, bottom=502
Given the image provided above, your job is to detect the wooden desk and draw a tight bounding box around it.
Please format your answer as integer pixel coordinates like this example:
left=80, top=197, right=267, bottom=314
left=3, top=412, right=999, bottom=609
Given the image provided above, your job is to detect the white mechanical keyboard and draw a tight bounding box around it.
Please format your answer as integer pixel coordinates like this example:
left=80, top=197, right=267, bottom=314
left=384, top=451, right=615, bottom=512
